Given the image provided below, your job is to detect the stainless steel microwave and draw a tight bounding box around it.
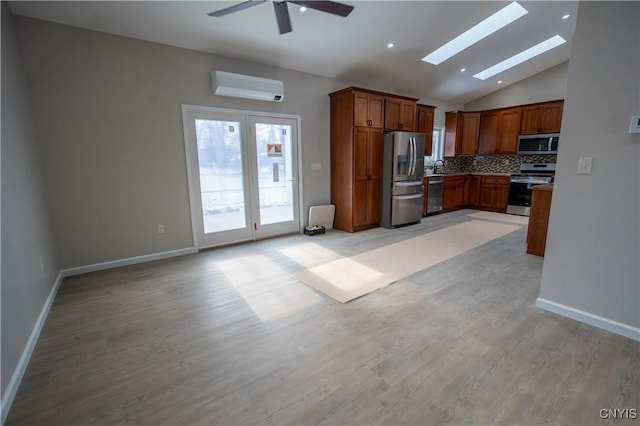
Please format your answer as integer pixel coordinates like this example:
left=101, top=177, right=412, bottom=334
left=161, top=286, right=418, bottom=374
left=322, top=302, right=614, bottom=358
left=517, top=133, right=559, bottom=155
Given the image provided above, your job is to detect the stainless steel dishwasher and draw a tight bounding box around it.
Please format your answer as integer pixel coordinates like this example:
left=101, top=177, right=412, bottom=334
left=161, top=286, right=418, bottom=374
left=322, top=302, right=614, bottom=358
left=426, top=176, right=444, bottom=215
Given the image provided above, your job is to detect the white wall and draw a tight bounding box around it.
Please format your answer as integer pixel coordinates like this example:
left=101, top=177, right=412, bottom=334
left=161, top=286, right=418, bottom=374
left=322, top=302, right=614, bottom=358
left=14, top=16, right=348, bottom=269
left=13, top=15, right=465, bottom=270
left=1, top=3, right=60, bottom=409
left=464, top=61, right=569, bottom=111
left=538, top=2, right=640, bottom=336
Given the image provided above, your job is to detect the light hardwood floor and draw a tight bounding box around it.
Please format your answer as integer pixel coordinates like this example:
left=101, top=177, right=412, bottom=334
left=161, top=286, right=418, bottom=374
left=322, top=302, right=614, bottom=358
left=6, top=210, right=639, bottom=425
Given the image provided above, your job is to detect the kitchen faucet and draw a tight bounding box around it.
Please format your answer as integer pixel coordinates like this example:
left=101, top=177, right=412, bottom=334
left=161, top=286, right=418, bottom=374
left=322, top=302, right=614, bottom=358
left=433, top=159, right=445, bottom=174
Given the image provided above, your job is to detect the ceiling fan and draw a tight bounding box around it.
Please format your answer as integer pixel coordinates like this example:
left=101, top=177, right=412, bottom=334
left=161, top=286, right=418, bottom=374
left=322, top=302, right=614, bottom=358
left=207, top=0, right=355, bottom=35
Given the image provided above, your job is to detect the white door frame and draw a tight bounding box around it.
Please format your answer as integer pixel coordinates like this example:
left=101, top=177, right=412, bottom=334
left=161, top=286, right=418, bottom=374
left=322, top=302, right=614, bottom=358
left=181, top=104, right=303, bottom=250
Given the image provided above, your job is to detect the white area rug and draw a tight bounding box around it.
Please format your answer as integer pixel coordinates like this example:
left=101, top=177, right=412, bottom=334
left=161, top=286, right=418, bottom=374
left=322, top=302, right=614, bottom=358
left=467, top=210, right=530, bottom=225
left=293, top=219, right=521, bottom=303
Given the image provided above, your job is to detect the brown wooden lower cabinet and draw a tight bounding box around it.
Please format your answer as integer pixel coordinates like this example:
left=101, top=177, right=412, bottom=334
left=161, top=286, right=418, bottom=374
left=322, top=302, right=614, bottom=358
left=477, top=175, right=509, bottom=212
left=527, top=185, right=553, bottom=256
left=467, top=175, right=482, bottom=207
left=443, top=175, right=465, bottom=211
left=437, top=173, right=510, bottom=214
left=466, top=174, right=509, bottom=212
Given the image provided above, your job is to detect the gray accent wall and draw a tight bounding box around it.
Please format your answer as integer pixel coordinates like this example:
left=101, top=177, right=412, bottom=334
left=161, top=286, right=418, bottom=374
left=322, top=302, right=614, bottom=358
left=13, top=16, right=342, bottom=269
left=464, top=61, right=569, bottom=111
left=539, top=2, right=640, bottom=329
left=1, top=4, right=60, bottom=400
left=12, top=15, right=463, bottom=271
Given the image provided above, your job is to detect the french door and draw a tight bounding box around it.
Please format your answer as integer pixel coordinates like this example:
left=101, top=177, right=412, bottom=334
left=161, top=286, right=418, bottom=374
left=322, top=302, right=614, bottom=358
left=182, top=105, right=300, bottom=249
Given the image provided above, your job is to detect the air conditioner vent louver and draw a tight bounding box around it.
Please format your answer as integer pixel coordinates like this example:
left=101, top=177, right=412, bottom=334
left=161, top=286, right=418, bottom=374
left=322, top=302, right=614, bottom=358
left=211, top=71, right=284, bottom=102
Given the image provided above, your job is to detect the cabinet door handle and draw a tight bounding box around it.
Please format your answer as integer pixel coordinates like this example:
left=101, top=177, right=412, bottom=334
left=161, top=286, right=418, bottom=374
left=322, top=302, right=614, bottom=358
left=399, top=123, right=403, bottom=129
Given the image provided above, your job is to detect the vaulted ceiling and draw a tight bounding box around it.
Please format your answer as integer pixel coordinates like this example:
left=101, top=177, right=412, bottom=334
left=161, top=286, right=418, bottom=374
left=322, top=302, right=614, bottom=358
left=8, top=1, right=578, bottom=104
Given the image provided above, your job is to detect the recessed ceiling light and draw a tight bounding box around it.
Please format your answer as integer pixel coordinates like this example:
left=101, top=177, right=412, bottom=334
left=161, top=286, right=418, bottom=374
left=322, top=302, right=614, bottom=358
left=498, top=80, right=503, bottom=84
left=473, top=35, right=566, bottom=80
left=421, top=1, right=528, bottom=65
left=299, top=6, right=307, bottom=12
left=461, top=68, right=467, bottom=72
left=387, top=43, right=395, bottom=49
left=562, top=14, right=570, bottom=20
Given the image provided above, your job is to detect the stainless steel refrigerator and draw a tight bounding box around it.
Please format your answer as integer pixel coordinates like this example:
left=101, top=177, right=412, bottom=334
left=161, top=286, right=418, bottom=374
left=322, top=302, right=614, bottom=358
left=381, top=131, right=425, bottom=228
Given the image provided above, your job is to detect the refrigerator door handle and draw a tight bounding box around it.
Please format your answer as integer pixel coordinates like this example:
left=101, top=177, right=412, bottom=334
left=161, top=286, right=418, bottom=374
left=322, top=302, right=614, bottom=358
left=406, top=137, right=412, bottom=178
left=409, top=137, right=415, bottom=176
left=413, top=137, right=417, bottom=176
left=412, top=137, right=417, bottom=176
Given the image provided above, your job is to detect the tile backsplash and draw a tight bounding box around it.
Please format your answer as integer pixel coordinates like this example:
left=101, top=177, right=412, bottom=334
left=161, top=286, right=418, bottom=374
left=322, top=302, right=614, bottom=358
left=440, top=154, right=557, bottom=174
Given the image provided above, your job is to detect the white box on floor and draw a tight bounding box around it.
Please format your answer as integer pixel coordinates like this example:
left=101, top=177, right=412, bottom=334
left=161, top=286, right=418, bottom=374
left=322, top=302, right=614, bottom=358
left=308, top=205, right=335, bottom=229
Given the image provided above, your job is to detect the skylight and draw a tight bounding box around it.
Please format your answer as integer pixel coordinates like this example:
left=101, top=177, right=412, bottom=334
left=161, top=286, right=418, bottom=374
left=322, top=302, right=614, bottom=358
left=473, top=35, right=567, bottom=80
left=421, top=2, right=528, bottom=65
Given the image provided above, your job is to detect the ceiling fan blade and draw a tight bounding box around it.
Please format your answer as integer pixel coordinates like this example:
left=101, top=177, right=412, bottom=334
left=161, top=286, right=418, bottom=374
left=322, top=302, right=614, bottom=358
left=273, top=1, right=293, bottom=34
left=289, top=0, right=354, bottom=17
left=207, top=0, right=265, bottom=17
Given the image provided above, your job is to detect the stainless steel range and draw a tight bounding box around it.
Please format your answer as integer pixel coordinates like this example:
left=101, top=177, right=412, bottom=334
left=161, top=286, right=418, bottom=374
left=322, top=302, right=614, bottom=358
left=507, top=163, right=555, bottom=216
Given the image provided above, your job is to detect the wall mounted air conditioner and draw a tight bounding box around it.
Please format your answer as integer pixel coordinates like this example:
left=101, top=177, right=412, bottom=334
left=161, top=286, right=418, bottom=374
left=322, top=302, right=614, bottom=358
left=211, top=70, right=284, bottom=102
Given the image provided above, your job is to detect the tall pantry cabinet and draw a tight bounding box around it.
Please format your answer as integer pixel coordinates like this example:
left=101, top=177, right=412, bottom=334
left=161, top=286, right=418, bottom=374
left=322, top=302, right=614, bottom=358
left=329, top=88, right=385, bottom=232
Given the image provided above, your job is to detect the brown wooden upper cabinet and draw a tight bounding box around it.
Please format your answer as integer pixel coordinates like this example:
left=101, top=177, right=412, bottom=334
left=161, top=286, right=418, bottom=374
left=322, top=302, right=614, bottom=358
left=478, top=107, right=522, bottom=155
left=353, top=91, right=384, bottom=128
left=520, top=100, right=564, bottom=134
left=444, top=111, right=480, bottom=156
left=416, top=104, right=436, bottom=155
left=384, top=97, right=417, bottom=131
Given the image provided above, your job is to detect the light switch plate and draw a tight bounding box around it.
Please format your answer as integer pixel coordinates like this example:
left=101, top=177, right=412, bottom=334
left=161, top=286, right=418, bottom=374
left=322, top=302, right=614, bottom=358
left=577, top=157, right=592, bottom=174
left=630, top=115, right=640, bottom=134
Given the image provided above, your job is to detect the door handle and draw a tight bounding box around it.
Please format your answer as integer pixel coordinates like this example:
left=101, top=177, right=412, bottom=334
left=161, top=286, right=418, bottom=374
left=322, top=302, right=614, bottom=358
left=407, top=137, right=413, bottom=176
left=395, top=194, right=423, bottom=200
left=409, top=138, right=416, bottom=176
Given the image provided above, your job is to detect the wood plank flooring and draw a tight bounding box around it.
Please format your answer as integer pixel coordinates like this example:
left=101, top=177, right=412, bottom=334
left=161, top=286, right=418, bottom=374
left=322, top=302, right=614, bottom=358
left=6, top=210, right=639, bottom=425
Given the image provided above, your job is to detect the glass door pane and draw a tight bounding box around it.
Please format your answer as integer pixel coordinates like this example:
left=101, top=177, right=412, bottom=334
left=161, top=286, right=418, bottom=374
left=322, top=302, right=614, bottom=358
left=249, top=117, right=300, bottom=239
left=195, top=119, right=247, bottom=234
left=183, top=106, right=300, bottom=249
left=254, top=122, right=294, bottom=225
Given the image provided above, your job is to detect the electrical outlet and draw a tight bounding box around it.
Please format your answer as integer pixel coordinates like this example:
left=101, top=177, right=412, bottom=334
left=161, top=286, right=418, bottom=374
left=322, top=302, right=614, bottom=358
left=157, top=224, right=165, bottom=234
left=311, top=163, right=322, bottom=171
left=577, top=157, right=593, bottom=174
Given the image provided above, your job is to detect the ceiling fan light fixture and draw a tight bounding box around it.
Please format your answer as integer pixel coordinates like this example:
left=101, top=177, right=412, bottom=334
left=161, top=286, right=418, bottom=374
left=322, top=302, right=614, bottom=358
left=473, top=35, right=566, bottom=80
left=208, top=0, right=354, bottom=35
left=421, top=1, right=528, bottom=65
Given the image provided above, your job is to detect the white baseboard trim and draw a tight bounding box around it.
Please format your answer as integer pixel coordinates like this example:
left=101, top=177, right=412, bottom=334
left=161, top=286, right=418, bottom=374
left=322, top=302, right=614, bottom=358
left=1, top=270, right=63, bottom=425
left=536, top=298, right=640, bottom=341
left=60, top=247, right=197, bottom=278
left=1, top=247, right=196, bottom=425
